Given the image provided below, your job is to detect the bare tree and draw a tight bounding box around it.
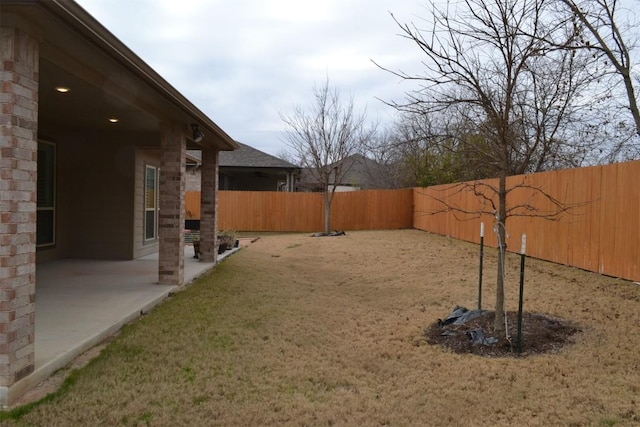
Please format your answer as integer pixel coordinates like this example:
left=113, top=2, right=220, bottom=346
left=281, top=80, right=373, bottom=234
left=557, top=0, right=640, bottom=137
left=376, top=0, right=596, bottom=333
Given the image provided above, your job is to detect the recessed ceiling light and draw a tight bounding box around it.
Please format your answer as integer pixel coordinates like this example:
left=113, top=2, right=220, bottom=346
left=108, top=117, right=119, bottom=123
left=55, top=86, right=70, bottom=93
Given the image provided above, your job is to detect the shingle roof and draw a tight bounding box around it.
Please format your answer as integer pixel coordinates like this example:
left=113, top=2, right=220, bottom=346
left=187, top=142, right=298, bottom=169
left=297, top=154, right=395, bottom=190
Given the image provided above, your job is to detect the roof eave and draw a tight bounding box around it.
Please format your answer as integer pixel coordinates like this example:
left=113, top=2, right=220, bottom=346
left=42, top=0, right=238, bottom=151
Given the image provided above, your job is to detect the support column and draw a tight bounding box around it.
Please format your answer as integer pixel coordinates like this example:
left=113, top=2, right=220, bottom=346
left=199, top=144, right=219, bottom=262
left=0, top=27, right=38, bottom=393
left=158, top=122, right=186, bottom=285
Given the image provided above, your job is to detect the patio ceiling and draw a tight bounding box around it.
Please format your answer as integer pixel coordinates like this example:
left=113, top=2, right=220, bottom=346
left=5, top=0, right=238, bottom=150
left=38, top=58, right=160, bottom=135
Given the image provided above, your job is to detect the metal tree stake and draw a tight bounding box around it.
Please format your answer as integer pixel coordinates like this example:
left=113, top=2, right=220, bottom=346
left=517, top=234, right=527, bottom=354
left=478, top=222, right=485, bottom=310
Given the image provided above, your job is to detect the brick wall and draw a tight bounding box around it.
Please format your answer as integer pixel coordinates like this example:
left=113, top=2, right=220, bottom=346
left=198, top=145, right=219, bottom=262
left=0, top=27, right=37, bottom=387
left=158, top=122, right=185, bottom=285
left=185, top=166, right=201, bottom=192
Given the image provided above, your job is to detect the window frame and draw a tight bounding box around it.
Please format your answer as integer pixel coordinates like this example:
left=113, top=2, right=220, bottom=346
left=144, top=164, right=160, bottom=242
left=36, top=141, right=56, bottom=248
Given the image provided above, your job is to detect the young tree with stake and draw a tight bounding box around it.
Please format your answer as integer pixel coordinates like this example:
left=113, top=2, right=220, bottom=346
left=377, top=0, right=598, bottom=333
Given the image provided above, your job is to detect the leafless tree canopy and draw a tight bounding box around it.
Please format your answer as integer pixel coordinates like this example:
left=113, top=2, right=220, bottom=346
left=280, top=80, right=373, bottom=233
left=369, top=0, right=640, bottom=191
left=376, top=0, right=611, bottom=172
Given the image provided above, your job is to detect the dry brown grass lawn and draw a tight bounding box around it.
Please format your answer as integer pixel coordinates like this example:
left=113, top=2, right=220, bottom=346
left=3, top=230, right=640, bottom=426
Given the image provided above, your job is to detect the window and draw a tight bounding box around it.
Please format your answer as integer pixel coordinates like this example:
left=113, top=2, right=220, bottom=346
left=144, top=165, right=159, bottom=241
left=37, top=142, right=55, bottom=247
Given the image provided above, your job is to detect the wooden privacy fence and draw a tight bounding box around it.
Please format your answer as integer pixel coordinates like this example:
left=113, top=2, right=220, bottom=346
left=185, top=189, right=414, bottom=232
left=185, top=160, right=639, bottom=282
left=413, top=160, right=640, bottom=283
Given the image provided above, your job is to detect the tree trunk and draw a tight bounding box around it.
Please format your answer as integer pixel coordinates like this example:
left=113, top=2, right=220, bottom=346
left=323, top=194, right=332, bottom=234
left=494, top=171, right=508, bottom=333
left=621, top=71, right=640, bottom=136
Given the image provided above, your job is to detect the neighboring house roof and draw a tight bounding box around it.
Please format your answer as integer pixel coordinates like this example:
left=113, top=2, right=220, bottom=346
left=338, top=154, right=382, bottom=187
left=187, top=143, right=299, bottom=170
left=298, top=154, right=391, bottom=191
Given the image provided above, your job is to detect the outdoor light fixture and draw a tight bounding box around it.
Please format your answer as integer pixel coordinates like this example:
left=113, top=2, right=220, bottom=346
left=108, top=117, right=119, bottom=123
left=191, top=123, right=204, bottom=143
left=55, top=86, right=70, bottom=93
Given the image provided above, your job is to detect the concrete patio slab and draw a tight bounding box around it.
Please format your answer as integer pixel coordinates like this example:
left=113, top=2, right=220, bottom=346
left=6, top=245, right=238, bottom=405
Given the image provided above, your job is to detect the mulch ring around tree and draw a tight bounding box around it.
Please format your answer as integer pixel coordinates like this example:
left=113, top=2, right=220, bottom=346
left=311, top=231, right=347, bottom=237
left=424, top=308, right=581, bottom=358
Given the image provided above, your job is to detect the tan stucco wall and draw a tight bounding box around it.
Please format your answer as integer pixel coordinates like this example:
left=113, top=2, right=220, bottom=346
left=37, top=132, right=161, bottom=262
left=65, top=135, right=136, bottom=259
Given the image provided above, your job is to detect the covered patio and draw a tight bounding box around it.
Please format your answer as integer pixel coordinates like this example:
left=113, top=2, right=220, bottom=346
left=11, top=246, right=234, bottom=402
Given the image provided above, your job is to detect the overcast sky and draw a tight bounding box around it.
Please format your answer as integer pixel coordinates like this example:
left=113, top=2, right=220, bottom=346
left=74, top=0, right=428, bottom=156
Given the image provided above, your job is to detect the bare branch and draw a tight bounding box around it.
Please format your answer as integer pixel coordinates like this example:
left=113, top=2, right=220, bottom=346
left=557, top=0, right=640, bottom=136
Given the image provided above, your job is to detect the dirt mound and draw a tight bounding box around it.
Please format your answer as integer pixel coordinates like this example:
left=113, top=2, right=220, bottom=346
left=425, top=310, right=581, bottom=357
